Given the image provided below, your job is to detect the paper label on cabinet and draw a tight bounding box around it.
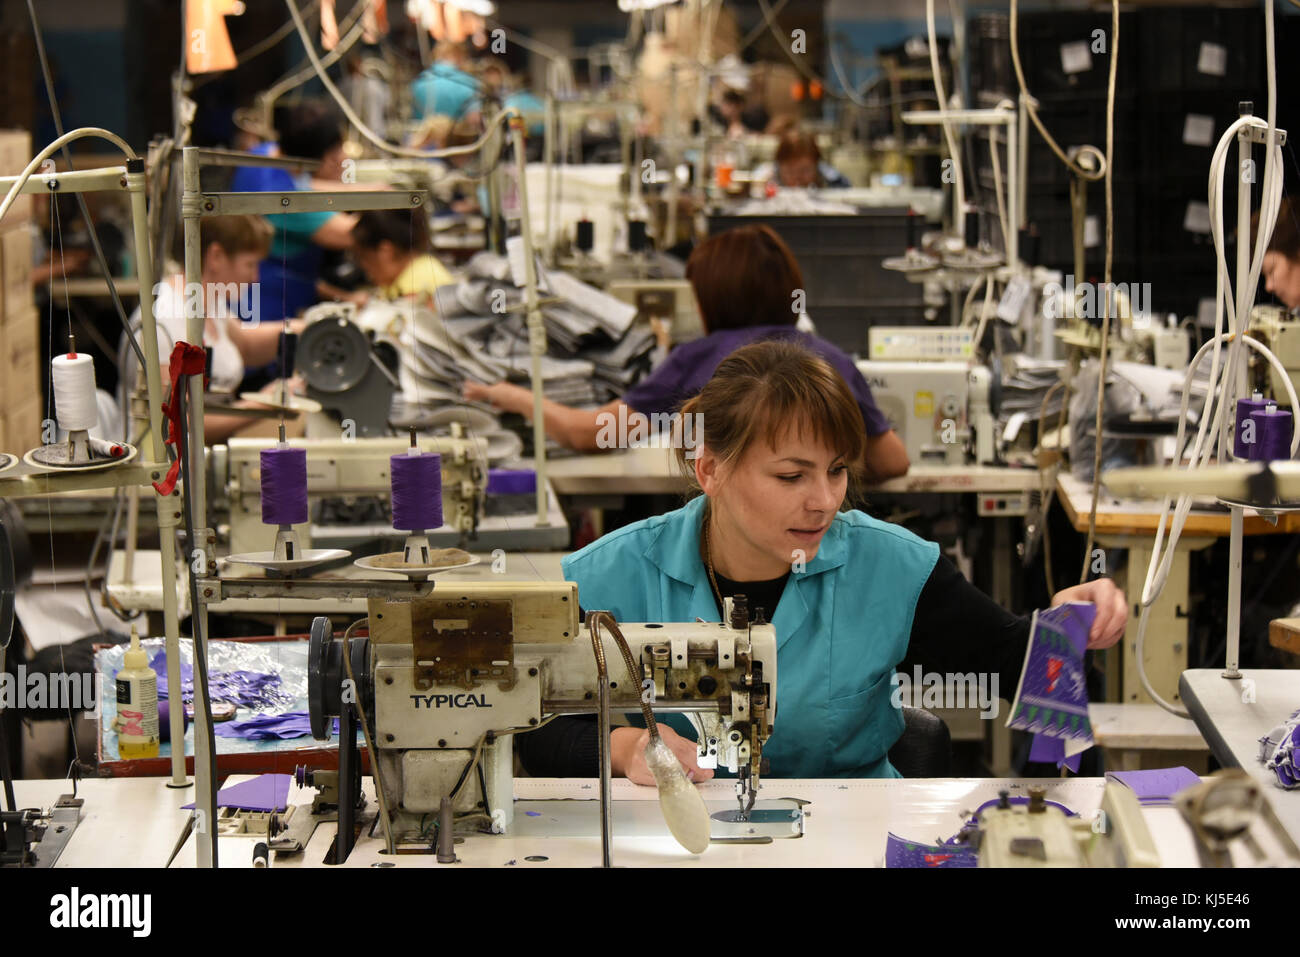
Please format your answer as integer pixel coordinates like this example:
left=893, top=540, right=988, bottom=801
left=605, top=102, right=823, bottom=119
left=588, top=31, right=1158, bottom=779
left=1182, top=114, right=1215, bottom=147
left=1060, top=41, right=1092, bottom=75
left=1184, top=201, right=1212, bottom=234
left=1197, top=42, right=1227, bottom=77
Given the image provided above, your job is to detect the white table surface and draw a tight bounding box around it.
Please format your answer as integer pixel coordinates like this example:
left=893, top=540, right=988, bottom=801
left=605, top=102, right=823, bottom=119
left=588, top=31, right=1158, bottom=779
left=12, top=774, right=1212, bottom=868
left=1180, top=668, right=1300, bottom=842
left=545, top=448, right=1040, bottom=497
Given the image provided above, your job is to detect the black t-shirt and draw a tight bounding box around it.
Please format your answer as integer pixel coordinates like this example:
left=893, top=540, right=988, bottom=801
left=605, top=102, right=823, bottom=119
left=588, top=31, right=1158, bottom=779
left=515, top=555, right=1031, bottom=777
left=709, top=569, right=788, bottom=624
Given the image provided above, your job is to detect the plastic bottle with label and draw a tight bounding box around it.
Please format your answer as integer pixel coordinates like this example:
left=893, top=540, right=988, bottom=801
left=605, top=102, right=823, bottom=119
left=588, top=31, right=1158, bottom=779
left=115, top=628, right=160, bottom=759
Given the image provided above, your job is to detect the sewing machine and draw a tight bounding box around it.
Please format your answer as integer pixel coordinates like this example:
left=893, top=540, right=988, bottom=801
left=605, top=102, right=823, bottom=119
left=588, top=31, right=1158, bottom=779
left=1248, top=305, right=1300, bottom=403
left=972, top=783, right=1159, bottom=868
left=214, top=435, right=485, bottom=557
left=855, top=358, right=998, bottom=466
left=304, top=585, right=776, bottom=861
left=295, top=305, right=400, bottom=439
left=607, top=278, right=703, bottom=343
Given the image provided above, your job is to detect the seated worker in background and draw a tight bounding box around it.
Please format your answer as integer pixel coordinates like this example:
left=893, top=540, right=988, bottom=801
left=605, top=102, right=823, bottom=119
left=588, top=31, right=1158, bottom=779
left=465, top=224, right=910, bottom=480
left=516, top=340, right=1128, bottom=782
left=230, top=100, right=361, bottom=321
left=1256, top=195, right=1300, bottom=310
left=476, top=58, right=545, bottom=139
left=351, top=209, right=455, bottom=301
left=411, top=41, right=479, bottom=123
left=124, top=216, right=305, bottom=443
left=754, top=129, right=851, bottom=189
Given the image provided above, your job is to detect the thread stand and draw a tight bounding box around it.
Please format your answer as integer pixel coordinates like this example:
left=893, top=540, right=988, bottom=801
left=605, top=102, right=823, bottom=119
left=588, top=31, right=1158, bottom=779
left=352, top=547, right=479, bottom=580
left=402, top=532, right=431, bottom=566
left=225, top=430, right=350, bottom=575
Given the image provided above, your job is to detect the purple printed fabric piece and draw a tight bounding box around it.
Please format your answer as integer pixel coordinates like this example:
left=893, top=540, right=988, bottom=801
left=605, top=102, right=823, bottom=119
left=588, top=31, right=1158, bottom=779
left=886, top=833, right=978, bottom=868
left=1259, top=708, right=1300, bottom=789
left=147, top=651, right=288, bottom=711
left=184, top=774, right=292, bottom=812
left=1007, top=602, right=1096, bottom=744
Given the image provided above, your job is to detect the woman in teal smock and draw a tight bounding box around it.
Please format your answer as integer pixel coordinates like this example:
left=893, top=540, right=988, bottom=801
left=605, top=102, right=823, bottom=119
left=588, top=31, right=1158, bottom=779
left=519, top=341, right=1128, bottom=784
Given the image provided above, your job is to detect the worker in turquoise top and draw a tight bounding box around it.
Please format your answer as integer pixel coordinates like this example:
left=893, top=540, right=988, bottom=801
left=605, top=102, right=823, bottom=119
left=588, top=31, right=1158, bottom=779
left=411, top=42, right=480, bottom=121
left=536, top=340, right=1128, bottom=784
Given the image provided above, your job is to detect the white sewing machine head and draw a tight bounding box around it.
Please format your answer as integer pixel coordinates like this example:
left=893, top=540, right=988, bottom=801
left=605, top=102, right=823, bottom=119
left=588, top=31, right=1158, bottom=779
left=305, top=582, right=777, bottom=859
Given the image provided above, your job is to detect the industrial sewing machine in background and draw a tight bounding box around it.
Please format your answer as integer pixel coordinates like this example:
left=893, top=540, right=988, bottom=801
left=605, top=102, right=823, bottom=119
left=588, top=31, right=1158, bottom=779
left=1248, top=305, right=1300, bottom=403
left=212, top=435, right=569, bottom=556
left=298, top=585, right=777, bottom=862
left=857, top=326, right=999, bottom=467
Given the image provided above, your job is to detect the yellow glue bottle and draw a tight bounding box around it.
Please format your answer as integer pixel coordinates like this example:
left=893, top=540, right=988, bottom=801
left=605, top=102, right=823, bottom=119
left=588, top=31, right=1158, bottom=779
left=115, top=627, right=160, bottom=759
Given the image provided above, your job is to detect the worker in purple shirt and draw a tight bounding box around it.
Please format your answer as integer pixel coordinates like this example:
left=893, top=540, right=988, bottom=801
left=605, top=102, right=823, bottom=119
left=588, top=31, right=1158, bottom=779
left=464, top=224, right=910, bottom=480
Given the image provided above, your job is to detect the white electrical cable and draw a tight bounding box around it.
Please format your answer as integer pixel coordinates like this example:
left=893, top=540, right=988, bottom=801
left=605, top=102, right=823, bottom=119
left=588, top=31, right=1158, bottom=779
left=1132, top=0, right=1282, bottom=718
left=989, top=128, right=1009, bottom=256
left=1009, top=0, right=1106, bottom=183
left=284, top=0, right=512, bottom=164
left=51, top=353, right=99, bottom=432
left=972, top=275, right=997, bottom=352
left=926, top=0, right=964, bottom=220
left=0, top=127, right=135, bottom=226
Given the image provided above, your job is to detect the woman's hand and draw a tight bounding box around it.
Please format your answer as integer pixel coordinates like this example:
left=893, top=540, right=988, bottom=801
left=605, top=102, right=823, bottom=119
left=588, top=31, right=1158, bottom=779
left=610, top=725, right=714, bottom=787
left=463, top=380, right=532, bottom=417
left=1049, top=579, right=1128, bottom=649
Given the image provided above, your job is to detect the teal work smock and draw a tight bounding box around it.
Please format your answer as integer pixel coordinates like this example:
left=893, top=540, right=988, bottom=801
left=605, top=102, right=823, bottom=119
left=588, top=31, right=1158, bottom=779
left=561, top=494, right=940, bottom=778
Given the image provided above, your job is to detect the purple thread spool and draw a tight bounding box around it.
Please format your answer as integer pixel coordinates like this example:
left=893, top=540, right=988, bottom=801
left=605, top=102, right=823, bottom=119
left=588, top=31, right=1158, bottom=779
left=390, top=452, right=442, bottom=532
left=260, top=447, right=308, bottom=526
left=1235, top=395, right=1271, bottom=459
left=158, top=699, right=189, bottom=744
left=487, top=468, right=537, bottom=495
left=1248, top=404, right=1294, bottom=462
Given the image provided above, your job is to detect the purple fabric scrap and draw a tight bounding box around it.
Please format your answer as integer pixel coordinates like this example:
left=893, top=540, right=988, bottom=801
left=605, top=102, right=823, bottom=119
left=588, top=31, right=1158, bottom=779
left=146, top=650, right=288, bottom=710
left=1107, top=766, right=1201, bottom=804
left=212, top=711, right=315, bottom=740
left=487, top=468, right=537, bottom=495
left=184, top=773, right=292, bottom=812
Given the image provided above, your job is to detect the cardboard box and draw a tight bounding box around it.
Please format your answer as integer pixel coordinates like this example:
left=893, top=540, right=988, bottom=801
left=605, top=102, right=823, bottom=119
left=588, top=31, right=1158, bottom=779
left=0, top=129, right=32, bottom=228
left=2, top=393, right=42, bottom=456
left=2, top=304, right=40, bottom=414
left=1, top=225, right=30, bottom=292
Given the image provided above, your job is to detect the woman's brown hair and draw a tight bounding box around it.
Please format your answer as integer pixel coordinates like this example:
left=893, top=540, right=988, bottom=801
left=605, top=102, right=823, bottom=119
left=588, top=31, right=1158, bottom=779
left=675, top=339, right=867, bottom=500
left=774, top=130, right=821, bottom=166
left=685, top=224, right=804, bottom=331
left=200, top=215, right=273, bottom=260
left=1250, top=194, right=1300, bottom=261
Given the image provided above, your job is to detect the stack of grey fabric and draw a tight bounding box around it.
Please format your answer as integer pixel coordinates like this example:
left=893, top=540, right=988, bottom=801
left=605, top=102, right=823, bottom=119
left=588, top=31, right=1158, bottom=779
left=395, top=251, right=656, bottom=407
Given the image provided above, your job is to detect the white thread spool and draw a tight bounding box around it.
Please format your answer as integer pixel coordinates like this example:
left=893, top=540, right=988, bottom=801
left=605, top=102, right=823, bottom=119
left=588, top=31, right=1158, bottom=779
left=51, top=352, right=99, bottom=433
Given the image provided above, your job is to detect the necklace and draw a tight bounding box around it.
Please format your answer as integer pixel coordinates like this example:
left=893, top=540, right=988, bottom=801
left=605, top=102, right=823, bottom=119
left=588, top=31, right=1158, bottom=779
left=701, top=504, right=724, bottom=614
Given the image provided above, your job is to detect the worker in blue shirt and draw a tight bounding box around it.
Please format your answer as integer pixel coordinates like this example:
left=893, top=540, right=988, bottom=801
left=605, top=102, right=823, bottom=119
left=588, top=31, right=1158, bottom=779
left=518, top=339, right=1128, bottom=782
left=464, top=224, right=912, bottom=480
left=230, top=101, right=360, bottom=322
